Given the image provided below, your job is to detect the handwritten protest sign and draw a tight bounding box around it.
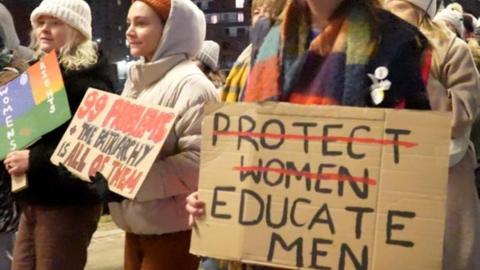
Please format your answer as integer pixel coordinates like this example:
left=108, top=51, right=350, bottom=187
left=0, top=51, right=71, bottom=191
left=51, top=88, right=177, bottom=199
left=190, top=103, right=451, bottom=269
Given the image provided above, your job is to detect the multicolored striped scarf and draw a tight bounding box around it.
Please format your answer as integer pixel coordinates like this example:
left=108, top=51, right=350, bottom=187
left=244, top=1, right=377, bottom=106
left=221, top=45, right=252, bottom=103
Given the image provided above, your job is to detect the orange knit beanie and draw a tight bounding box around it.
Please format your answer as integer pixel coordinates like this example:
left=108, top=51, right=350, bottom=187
left=132, top=0, right=171, bottom=22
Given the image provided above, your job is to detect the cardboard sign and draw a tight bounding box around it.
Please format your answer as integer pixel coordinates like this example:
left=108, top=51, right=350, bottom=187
left=190, top=103, right=451, bottom=270
left=51, top=88, right=177, bottom=199
left=0, top=51, right=71, bottom=191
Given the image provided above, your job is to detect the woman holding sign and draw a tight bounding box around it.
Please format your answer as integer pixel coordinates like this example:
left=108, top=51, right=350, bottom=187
left=4, top=0, right=114, bottom=269
left=104, top=0, right=218, bottom=269
left=187, top=0, right=432, bottom=269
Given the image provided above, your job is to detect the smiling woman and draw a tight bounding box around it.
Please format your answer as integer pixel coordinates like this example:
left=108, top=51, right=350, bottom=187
left=105, top=0, right=219, bottom=269
left=126, top=1, right=165, bottom=62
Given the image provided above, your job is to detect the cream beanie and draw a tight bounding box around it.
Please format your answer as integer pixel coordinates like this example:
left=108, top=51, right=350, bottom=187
left=196, top=40, right=220, bottom=71
left=30, top=0, right=92, bottom=40
left=404, top=0, right=437, bottom=18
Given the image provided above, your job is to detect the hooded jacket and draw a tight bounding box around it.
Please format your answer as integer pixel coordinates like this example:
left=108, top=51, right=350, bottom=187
left=108, top=0, right=218, bottom=235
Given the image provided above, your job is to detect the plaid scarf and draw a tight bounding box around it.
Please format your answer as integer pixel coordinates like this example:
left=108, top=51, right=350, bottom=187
left=244, top=1, right=376, bottom=106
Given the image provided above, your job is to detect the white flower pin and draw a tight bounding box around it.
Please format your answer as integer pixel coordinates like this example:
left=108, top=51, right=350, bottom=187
left=368, top=66, right=391, bottom=105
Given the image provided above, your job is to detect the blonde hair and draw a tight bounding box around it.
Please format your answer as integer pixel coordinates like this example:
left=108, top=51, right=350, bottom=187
left=252, top=0, right=288, bottom=21
left=30, top=24, right=98, bottom=71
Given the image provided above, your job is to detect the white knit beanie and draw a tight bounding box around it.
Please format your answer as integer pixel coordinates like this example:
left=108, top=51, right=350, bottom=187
left=196, top=40, right=220, bottom=71
left=434, top=8, right=465, bottom=37
left=30, top=0, right=92, bottom=40
left=404, top=0, right=437, bottom=18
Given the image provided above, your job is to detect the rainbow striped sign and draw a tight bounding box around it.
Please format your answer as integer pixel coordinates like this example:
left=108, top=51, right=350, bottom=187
left=0, top=51, right=71, bottom=159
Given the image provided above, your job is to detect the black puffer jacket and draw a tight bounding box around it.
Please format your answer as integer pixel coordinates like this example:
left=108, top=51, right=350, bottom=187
left=15, top=51, right=115, bottom=206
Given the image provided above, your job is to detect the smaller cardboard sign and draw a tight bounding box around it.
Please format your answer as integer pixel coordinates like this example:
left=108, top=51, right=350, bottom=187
left=51, top=88, right=177, bottom=199
left=0, top=51, right=71, bottom=192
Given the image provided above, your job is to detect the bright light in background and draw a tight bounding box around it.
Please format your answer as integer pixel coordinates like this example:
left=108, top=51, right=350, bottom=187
left=238, top=13, right=244, bottom=23
left=235, top=0, right=245, bottom=8
left=211, top=15, right=218, bottom=24
left=116, top=60, right=133, bottom=80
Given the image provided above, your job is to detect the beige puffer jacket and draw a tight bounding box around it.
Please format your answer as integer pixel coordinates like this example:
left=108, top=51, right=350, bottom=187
left=109, top=0, right=219, bottom=235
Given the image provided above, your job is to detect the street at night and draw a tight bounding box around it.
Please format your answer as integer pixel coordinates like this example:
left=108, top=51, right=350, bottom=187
left=2, top=0, right=480, bottom=269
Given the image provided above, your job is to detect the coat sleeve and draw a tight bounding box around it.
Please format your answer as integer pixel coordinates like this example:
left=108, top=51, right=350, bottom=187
left=442, top=38, right=480, bottom=166
left=134, top=76, right=218, bottom=202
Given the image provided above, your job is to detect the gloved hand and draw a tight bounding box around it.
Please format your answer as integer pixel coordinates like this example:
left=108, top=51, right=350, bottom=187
left=57, top=163, right=89, bottom=190
left=88, top=172, right=126, bottom=203
left=57, top=162, right=73, bottom=180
